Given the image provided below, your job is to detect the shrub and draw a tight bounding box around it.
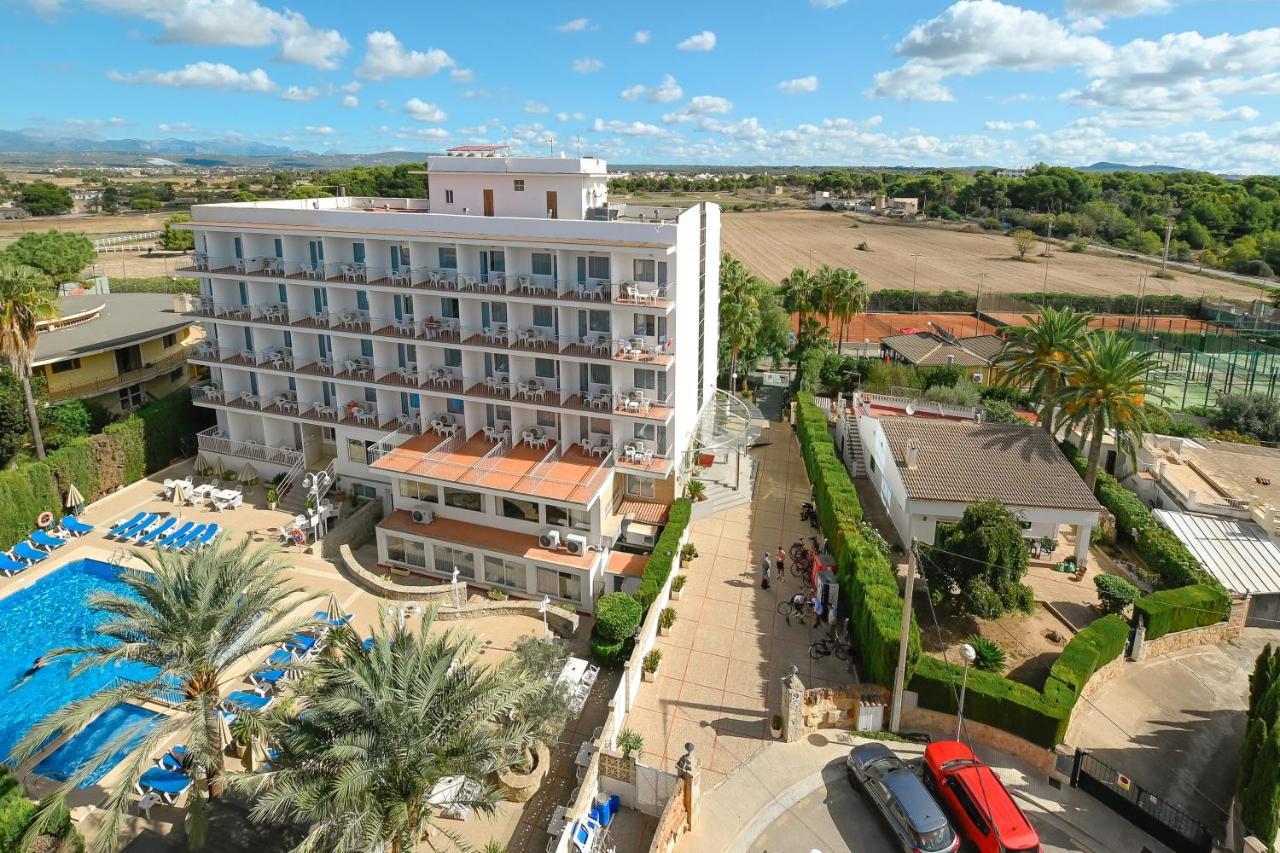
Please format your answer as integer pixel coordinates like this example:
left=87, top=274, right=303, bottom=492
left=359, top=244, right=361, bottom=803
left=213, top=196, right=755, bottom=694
left=980, top=399, right=1026, bottom=424
left=967, top=635, right=1007, bottom=673
left=634, top=499, right=692, bottom=610
left=486, top=587, right=508, bottom=601
left=658, top=607, right=677, bottom=630
left=923, top=379, right=981, bottom=408
left=1134, top=584, right=1231, bottom=640
left=1068, top=238, right=1088, bottom=253
left=856, top=241, right=870, bottom=251
left=1094, top=574, right=1140, bottom=615
left=1243, top=724, right=1280, bottom=842
left=593, top=593, right=643, bottom=643
left=590, top=636, right=629, bottom=667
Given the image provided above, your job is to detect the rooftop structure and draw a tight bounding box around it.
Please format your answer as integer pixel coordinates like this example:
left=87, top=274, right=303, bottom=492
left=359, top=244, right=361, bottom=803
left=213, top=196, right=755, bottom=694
left=1153, top=509, right=1280, bottom=626
left=182, top=153, right=721, bottom=614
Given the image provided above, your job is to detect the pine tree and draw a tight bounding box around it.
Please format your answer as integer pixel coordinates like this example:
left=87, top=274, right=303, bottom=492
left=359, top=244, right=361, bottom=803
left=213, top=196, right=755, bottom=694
left=1241, top=717, right=1269, bottom=796
left=1250, top=644, right=1276, bottom=719
left=1242, top=724, right=1280, bottom=846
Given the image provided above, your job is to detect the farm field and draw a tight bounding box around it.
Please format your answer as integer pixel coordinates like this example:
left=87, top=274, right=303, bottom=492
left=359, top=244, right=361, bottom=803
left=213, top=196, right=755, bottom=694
left=722, top=209, right=1265, bottom=302
left=0, top=211, right=171, bottom=244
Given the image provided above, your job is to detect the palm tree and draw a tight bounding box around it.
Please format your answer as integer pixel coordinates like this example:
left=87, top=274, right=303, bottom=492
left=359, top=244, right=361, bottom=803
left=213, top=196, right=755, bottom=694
left=0, top=259, right=57, bottom=459
left=720, top=256, right=761, bottom=391
left=779, top=266, right=821, bottom=330
left=11, top=537, right=321, bottom=852
left=993, top=306, right=1094, bottom=437
left=234, top=609, right=554, bottom=853
left=827, top=267, right=869, bottom=355
left=1056, top=331, right=1167, bottom=489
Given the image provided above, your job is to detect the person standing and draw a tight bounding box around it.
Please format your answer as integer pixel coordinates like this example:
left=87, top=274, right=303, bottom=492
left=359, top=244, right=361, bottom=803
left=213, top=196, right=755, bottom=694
left=775, top=545, right=787, bottom=585
left=760, top=551, right=772, bottom=590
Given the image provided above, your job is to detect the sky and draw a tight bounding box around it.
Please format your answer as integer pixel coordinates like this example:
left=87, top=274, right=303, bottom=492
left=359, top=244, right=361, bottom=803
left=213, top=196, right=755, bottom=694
left=3, top=0, right=1280, bottom=172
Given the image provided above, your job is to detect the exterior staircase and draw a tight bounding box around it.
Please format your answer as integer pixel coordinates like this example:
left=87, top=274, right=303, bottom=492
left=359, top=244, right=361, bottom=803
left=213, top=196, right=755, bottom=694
left=842, top=409, right=868, bottom=479
left=691, top=455, right=757, bottom=520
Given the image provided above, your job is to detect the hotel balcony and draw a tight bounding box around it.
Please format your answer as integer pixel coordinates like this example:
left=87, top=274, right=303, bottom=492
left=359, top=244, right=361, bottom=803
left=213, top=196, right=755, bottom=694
left=195, top=425, right=304, bottom=468
left=181, top=255, right=676, bottom=309
left=368, top=427, right=612, bottom=504
left=45, top=346, right=198, bottom=403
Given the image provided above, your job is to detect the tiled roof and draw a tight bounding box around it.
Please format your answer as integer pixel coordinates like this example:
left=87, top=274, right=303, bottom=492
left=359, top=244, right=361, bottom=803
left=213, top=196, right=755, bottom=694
left=616, top=499, right=671, bottom=524
left=606, top=551, right=648, bottom=577
left=880, top=333, right=1004, bottom=367
left=878, top=417, right=1101, bottom=511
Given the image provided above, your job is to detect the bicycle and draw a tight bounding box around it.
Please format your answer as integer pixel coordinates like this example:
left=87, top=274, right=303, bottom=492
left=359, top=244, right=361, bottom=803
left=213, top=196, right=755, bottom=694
left=789, top=536, right=822, bottom=577
left=810, top=619, right=853, bottom=661
left=776, top=595, right=816, bottom=620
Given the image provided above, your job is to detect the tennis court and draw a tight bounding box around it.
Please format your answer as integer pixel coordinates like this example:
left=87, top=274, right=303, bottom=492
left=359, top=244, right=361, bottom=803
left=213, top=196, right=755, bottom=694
left=797, top=312, right=999, bottom=344
left=1140, top=343, right=1280, bottom=411
left=982, top=312, right=1216, bottom=336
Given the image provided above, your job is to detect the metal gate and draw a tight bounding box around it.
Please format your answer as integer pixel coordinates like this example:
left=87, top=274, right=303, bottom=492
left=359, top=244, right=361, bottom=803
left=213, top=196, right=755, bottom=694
left=634, top=762, right=679, bottom=817
left=1070, top=749, right=1213, bottom=853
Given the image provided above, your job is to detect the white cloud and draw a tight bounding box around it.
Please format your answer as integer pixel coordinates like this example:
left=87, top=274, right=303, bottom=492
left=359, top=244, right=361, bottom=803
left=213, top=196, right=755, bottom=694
left=280, top=85, right=320, bottom=102
left=573, top=57, right=605, bottom=73
left=413, top=127, right=450, bottom=139
left=460, top=89, right=491, bottom=99
left=634, top=30, right=650, bottom=44
left=304, top=125, right=334, bottom=135
left=1066, top=0, right=1172, bottom=19
left=557, top=111, right=586, bottom=122
left=556, top=17, right=593, bottom=32
left=677, top=30, right=716, bottom=51
left=85, top=0, right=348, bottom=69
left=20, top=0, right=63, bottom=18
left=1069, top=16, right=1106, bottom=35
left=340, top=81, right=362, bottom=94
left=450, top=68, right=474, bottom=83
left=157, top=121, right=197, bottom=133
left=663, top=96, right=733, bottom=123
left=810, top=0, right=846, bottom=6
left=869, top=1, right=1110, bottom=101
left=356, top=31, right=456, bottom=80
left=620, top=74, right=683, bottom=103
left=524, top=100, right=550, bottom=114
left=107, top=62, right=275, bottom=92
left=778, top=75, right=819, bottom=94
left=65, top=116, right=131, bottom=127
left=341, top=95, right=359, bottom=108
left=404, top=98, right=447, bottom=122
left=984, top=119, right=1038, bottom=131
left=592, top=119, right=668, bottom=137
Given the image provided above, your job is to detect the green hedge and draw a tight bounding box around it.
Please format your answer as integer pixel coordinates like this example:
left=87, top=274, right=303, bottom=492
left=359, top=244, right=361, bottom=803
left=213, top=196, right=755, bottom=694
left=0, top=767, right=82, bottom=852
left=795, top=393, right=919, bottom=686
left=634, top=499, right=692, bottom=610
left=1135, top=584, right=1231, bottom=640
left=0, top=390, right=210, bottom=548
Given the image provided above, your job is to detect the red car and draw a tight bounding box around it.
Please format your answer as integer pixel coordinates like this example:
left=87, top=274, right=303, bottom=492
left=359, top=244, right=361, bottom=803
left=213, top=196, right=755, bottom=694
left=922, top=741, right=1041, bottom=853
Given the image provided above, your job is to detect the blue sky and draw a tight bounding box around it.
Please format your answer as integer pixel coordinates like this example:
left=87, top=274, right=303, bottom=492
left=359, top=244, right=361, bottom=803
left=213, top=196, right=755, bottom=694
left=4, top=0, right=1279, bottom=172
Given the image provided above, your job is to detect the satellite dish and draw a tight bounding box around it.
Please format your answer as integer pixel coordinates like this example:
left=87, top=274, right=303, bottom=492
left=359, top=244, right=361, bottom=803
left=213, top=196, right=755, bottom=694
left=905, top=403, right=916, bottom=416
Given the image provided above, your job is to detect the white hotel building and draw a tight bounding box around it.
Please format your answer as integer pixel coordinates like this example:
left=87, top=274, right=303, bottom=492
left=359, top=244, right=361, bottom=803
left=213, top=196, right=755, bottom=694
left=182, top=148, right=721, bottom=613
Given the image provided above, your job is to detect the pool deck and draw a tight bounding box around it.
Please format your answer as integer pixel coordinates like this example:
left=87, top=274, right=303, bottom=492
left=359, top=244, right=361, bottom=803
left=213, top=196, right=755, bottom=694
left=1, top=458, right=595, bottom=852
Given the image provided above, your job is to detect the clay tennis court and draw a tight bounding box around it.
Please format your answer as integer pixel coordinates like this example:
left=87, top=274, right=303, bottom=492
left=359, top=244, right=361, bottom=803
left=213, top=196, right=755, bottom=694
left=982, top=312, right=1217, bottom=335
left=798, top=312, right=1000, bottom=344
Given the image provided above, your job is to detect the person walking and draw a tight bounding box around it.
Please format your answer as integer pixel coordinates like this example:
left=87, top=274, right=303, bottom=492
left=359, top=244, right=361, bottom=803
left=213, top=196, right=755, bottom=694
left=775, top=545, right=787, bottom=585
left=760, top=551, right=772, bottom=590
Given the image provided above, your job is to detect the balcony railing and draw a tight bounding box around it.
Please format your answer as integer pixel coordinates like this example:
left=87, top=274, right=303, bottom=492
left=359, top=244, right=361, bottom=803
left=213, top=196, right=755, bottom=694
left=46, top=346, right=197, bottom=402
left=196, top=426, right=304, bottom=468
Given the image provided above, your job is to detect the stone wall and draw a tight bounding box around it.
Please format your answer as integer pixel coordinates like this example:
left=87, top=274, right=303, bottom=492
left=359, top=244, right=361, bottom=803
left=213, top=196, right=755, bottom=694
left=796, top=684, right=891, bottom=733
left=900, top=707, right=1057, bottom=774
left=647, top=780, right=689, bottom=853
left=319, top=499, right=381, bottom=560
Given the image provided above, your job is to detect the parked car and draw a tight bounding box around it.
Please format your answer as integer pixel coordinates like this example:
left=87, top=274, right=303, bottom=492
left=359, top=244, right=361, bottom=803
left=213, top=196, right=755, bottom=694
left=922, top=741, right=1041, bottom=853
left=846, top=741, right=960, bottom=853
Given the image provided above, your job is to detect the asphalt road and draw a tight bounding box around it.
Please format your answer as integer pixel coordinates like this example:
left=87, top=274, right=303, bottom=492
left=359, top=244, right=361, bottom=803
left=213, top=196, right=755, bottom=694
left=745, top=758, right=1093, bottom=853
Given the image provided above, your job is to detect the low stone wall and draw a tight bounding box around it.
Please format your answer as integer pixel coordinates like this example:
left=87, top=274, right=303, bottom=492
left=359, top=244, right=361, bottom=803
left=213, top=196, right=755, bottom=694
left=900, top=707, right=1057, bottom=774
left=1143, top=618, right=1243, bottom=658
left=795, top=684, right=891, bottom=734
left=647, top=779, right=689, bottom=853
left=319, top=500, right=381, bottom=560
left=336, top=545, right=579, bottom=635
left=497, top=742, right=551, bottom=803
left=1077, top=654, right=1127, bottom=704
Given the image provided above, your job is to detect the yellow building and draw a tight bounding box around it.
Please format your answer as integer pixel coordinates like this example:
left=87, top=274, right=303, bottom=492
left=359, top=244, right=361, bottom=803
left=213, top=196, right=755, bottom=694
left=34, top=293, right=205, bottom=415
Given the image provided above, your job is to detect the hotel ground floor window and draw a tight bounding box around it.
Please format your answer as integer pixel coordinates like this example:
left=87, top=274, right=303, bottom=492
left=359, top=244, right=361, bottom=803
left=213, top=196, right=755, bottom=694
left=434, top=544, right=476, bottom=578
left=484, top=555, right=526, bottom=589
left=385, top=535, right=426, bottom=570
left=626, top=474, right=655, bottom=499
left=537, top=566, right=582, bottom=603
left=117, top=383, right=146, bottom=412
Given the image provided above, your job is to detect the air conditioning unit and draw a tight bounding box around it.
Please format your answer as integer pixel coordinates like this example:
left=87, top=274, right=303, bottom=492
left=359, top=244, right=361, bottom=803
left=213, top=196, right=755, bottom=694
left=971, top=372, right=984, bottom=384
left=539, top=530, right=561, bottom=549
left=411, top=506, right=434, bottom=525
left=564, top=534, right=588, bottom=556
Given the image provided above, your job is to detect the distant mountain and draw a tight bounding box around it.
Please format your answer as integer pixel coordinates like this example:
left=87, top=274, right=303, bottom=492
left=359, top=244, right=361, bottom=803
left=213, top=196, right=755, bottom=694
left=1079, top=161, right=1192, bottom=174
left=0, top=129, right=296, bottom=157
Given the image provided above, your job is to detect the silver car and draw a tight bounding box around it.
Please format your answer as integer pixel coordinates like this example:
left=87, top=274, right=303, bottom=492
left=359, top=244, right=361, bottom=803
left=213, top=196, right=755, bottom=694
left=846, top=742, right=960, bottom=853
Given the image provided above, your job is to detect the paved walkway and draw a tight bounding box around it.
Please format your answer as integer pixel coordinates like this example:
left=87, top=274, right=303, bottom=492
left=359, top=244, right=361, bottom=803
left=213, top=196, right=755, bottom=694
left=625, top=401, right=852, bottom=788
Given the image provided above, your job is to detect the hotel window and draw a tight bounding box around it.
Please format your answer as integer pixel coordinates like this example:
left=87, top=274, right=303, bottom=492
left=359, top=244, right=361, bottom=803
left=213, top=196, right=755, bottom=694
left=513, top=179, right=525, bottom=192
left=626, top=474, right=655, bottom=499
left=633, top=369, right=656, bottom=391
left=162, top=333, right=178, bottom=348
left=433, top=544, right=476, bottom=578
left=444, top=487, right=483, bottom=512
left=347, top=438, right=371, bottom=464
left=532, top=305, right=554, bottom=328
left=386, top=535, right=427, bottom=570
left=588, top=310, right=611, bottom=334
left=118, top=384, right=145, bottom=412
left=501, top=497, right=539, bottom=523
left=633, top=259, right=656, bottom=282
left=534, top=358, right=556, bottom=380
left=633, top=315, right=656, bottom=337
left=441, top=297, right=461, bottom=319
left=537, top=410, right=558, bottom=429
left=587, top=256, right=610, bottom=280
left=447, top=398, right=465, bottom=415
left=537, top=566, right=582, bottom=603
left=398, top=479, right=438, bottom=503
left=484, top=556, right=525, bottom=589
left=546, top=504, right=591, bottom=531
left=51, top=358, right=81, bottom=374
left=531, top=253, right=554, bottom=276
left=439, top=247, right=458, bottom=269
left=444, top=349, right=462, bottom=368
left=589, top=365, right=611, bottom=386
left=444, top=190, right=455, bottom=204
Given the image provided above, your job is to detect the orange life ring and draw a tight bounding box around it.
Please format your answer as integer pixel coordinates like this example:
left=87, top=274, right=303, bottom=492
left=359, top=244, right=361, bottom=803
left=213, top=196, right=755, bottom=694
left=290, top=529, right=305, bottom=545
left=37, top=512, right=54, bottom=528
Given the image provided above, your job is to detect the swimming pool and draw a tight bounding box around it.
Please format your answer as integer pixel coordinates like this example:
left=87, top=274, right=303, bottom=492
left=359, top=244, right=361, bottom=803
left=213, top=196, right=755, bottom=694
left=32, top=703, right=161, bottom=787
left=0, top=559, right=155, bottom=767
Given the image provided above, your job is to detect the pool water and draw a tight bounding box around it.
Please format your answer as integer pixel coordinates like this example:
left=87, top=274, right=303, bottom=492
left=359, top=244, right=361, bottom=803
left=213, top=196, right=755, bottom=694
left=32, top=703, right=161, bottom=787
left=0, top=559, right=155, bottom=767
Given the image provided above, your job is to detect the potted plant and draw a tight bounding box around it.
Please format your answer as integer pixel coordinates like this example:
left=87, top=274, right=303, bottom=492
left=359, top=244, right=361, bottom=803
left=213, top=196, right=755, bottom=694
left=228, top=709, right=269, bottom=768
left=331, top=476, right=348, bottom=503
left=680, top=542, right=699, bottom=567
left=642, top=649, right=661, bottom=682
left=617, top=727, right=644, bottom=759
left=487, top=587, right=508, bottom=601
left=671, top=574, right=687, bottom=600
left=266, top=488, right=279, bottom=511
left=771, top=714, right=783, bottom=738
left=685, top=478, right=706, bottom=501
left=658, top=607, right=677, bottom=636
left=305, top=498, right=316, bottom=513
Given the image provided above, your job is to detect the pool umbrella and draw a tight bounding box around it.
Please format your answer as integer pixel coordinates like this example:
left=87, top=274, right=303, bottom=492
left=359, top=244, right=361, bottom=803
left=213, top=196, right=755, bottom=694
left=171, top=480, right=191, bottom=505
left=238, top=462, right=259, bottom=486
left=193, top=453, right=211, bottom=476
left=64, top=483, right=85, bottom=513
left=324, top=592, right=344, bottom=622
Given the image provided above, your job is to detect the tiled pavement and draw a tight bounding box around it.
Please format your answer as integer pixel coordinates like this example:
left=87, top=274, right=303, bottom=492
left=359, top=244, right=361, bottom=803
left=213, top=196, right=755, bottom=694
left=625, top=409, right=854, bottom=789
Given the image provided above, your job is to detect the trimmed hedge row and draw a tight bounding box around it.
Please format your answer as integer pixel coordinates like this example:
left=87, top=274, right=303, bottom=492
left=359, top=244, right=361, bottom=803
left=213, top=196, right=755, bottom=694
left=634, top=498, right=692, bottom=610
left=795, top=393, right=919, bottom=686
left=0, top=390, right=210, bottom=548
left=1135, top=584, right=1231, bottom=640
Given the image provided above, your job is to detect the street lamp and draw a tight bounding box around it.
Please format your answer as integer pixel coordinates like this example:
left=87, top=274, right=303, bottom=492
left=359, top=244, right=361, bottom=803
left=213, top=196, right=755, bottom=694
left=539, top=595, right=551, bottom=640
left=910, top=253, right=923, bottom=313
left=956, top=643, right=977, bottom=740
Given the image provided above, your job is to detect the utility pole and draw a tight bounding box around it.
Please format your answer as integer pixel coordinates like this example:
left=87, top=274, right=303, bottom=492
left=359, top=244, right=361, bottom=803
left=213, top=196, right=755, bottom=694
left=911, top=253, right=923, bottom=313
left=975, top=273, right=987, bottom=335
left=1042, top=219, right=1054, bottom=257
left=1159, top=220, right=1174, bottom=278
left=890, top=539, right=918, bottom=732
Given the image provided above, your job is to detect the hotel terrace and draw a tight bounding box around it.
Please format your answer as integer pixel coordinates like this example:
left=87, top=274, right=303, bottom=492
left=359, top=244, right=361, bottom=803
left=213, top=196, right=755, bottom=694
left=181, top=148, right=721, bottom=614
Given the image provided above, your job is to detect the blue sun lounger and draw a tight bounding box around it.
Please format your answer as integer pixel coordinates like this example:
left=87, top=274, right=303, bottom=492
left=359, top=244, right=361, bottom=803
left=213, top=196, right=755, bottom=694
left=11, top=541, right=50, bottom=565
left=59, top=515, right=93, bottom=536
left=135, top=517, right=177, bottom=546
left=224, top=690, right=274, bottom=712
left=283, top=633, right=320, bottom=656
left=136, top=766, right=191, bottom=803
left=107, top=512, right=147, bottom=539
left=165, top=524, right=206, bottom=551
left=120, top=513, right=159, bottom=541
left=313, top=611, right=353, bottom=631
left=0, top=552, right=28, bottom=577
left=183, top=523, right=218, bottom=551
left=29, top=529, right=67, bottom=550
left=154, top=521, right=194, bottom=549
left=249, top=668, right=288, bottom=695
left=156, top=745, right=190, bottom=773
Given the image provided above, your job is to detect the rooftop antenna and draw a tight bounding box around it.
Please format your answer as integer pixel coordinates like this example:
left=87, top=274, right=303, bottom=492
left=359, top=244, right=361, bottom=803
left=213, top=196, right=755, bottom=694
left=544, top=135, right=556, bottom=156
left=573, top=135, right=583, bottom=157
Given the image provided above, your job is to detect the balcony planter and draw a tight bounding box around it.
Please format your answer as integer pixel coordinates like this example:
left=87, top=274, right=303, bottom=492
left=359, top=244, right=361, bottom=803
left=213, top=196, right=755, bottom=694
left=642, top=649, right=661, bottom=682
left=679, top=543, right=699, bottom=568
left=671, top=574, right=687, bottom=601
left=657, top=607, right=677, bottom=637
left=266, top=489, right=279, bottom=511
